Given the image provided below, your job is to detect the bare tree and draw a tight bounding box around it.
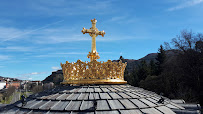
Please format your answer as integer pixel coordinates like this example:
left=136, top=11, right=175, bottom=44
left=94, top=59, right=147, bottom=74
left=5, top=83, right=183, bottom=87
left=32, top=85, right=43, bottom=94
left=2, top=86, right=16, bottom=103
left=170, top=30, right=197, bottom=52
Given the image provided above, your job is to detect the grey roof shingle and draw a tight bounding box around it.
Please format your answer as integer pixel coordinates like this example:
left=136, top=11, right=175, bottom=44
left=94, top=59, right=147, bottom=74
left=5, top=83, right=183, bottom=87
left=0, top=84, right=200, bottom=114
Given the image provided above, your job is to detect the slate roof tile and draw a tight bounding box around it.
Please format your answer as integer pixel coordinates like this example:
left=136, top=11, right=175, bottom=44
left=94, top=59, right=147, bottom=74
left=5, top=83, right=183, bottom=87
left=1, top=84, right=195, bottom=113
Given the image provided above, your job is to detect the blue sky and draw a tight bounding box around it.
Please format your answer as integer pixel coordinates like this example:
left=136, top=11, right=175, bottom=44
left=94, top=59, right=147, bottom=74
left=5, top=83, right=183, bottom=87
left=0, top=0, right=203, bottom=81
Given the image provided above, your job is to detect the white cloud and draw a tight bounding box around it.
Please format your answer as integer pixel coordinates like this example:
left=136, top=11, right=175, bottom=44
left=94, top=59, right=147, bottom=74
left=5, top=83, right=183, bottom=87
left=0, top=25, right=91, bottom=44
left=0, top=20, right=64, bottom=43
left=34, top=52, right=87, bottom=58
left=16, top=72, right=48, bottom=80
left=167, top=0, right=203, bottom=11
left=53, top=52, right=87, bottom=55
left=31, top=72, right=38, bottom=75
left=51, top=66, right=61, bottom=71
left=0, top=20, right=130, bottom=44
left=111, top=16, right=127, bottom=21
left=0, top=55, right=10, bottom=60
left=99, top=52, right=113, bottom=54
left=20, top=72, right=47, bottom=76
left=0, top=27, right=26, bottom=42
left=34, top=54, right=58, bottom=58
left=28, top=0, right=114, bottom=16
left=52, top=66, right=60, bottom=70
left=108, top=15, right=137, bottom=24
left=0, top=46, right=74, bottom=53
left=16, top=76, right=32, bottom=80
left=0, top=46, right=34, bottom=52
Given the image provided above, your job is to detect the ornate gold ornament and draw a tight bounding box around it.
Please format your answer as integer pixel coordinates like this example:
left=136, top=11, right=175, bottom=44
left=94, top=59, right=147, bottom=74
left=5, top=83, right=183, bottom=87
left=81, top=18, right=105, bottom=61
left=61, top=19, right=127, bottom=85
left=61, top=60, right=127, bottom=84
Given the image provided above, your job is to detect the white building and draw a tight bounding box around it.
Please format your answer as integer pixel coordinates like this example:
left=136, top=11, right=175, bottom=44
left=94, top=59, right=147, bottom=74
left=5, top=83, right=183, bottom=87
left=0, top=81, right=6, bottom=90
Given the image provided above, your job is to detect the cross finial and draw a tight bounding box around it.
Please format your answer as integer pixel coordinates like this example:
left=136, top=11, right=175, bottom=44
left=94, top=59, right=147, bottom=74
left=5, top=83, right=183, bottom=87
left=91, top=18, right=97, bottom=23
left=81, top=19, right=105, bottom=61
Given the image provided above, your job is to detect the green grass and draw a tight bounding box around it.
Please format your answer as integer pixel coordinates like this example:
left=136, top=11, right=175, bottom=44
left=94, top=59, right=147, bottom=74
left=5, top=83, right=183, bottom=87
left=0, top=95, right=12, bottom=104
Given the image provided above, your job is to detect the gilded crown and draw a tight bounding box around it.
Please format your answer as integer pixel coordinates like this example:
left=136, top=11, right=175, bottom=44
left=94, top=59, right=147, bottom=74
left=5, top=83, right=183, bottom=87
left=61, top=60, right=127, bottom=85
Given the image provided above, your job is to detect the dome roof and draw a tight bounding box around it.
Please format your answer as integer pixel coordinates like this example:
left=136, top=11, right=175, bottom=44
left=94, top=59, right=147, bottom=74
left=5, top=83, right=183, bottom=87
left=2, top=84, right=186, bottom=114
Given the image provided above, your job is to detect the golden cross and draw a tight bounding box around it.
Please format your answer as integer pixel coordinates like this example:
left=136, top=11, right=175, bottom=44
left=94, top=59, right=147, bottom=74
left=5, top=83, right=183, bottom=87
left=81, top=19, right=105, bottom=61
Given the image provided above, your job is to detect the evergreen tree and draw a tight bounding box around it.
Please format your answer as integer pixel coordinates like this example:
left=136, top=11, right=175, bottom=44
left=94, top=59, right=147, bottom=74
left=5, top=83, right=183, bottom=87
left=137, top=60, right=149, bottom=81
left=155, top=45, right=166, bottom=75
left=119, top=56, right=125, bottom=63
left=149, top=60, right=156, bottom=76
left=132, top=67, right=139, bottom=86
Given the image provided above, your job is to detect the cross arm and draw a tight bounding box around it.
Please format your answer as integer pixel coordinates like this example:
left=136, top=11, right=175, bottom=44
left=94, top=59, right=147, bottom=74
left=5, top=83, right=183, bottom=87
left=96, top=30, right=105, bottom=37
left=81, top=27, right=105, bottom=37
left=81, top=28, right=92, bottom=34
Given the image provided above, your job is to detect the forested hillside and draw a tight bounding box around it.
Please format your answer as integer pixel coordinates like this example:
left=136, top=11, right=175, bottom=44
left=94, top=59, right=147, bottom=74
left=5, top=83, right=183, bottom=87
left=124, top=30, right=202, bottom=105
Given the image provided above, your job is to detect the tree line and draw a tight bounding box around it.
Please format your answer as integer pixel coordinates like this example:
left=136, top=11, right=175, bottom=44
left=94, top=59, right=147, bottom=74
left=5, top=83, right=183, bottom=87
left=122, top=30, right=202, bottom=105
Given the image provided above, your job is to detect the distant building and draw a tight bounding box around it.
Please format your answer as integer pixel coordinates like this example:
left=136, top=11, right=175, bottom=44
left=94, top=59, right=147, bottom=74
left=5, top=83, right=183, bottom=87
left=30, top=81, right=42, bottom=85
left=6, top=81, right=21, bottom=89
left=0, top=77, right=4, bottom=81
